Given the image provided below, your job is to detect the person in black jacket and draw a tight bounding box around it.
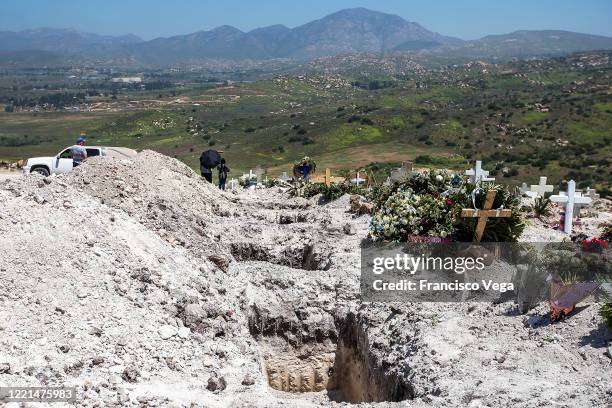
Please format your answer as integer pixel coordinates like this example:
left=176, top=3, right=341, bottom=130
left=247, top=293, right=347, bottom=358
left=217, top=158, right=230, bottom=190
left=200, top=166, right=213, bottom=183
left=199, top=151, right=217, bottom=183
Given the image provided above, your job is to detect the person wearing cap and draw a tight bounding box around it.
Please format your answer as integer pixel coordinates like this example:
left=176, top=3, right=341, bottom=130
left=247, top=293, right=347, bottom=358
left=70, top=136, right=88, bottom=167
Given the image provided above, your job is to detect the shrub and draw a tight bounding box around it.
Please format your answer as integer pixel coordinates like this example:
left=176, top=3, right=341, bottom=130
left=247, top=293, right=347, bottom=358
left=0, top=134, right=45, bottom=147
left=531, top=196, right=552, bottom=218
left=601, top=223, right=612, bottom=242
left=600, top=303, right=612, bottom=328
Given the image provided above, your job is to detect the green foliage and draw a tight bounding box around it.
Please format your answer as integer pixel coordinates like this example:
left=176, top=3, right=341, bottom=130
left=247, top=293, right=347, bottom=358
left=0, top=134, right=45, bottom=147
left=263, top=177, right=280, bottom=188
left=531, top=196, right=552, bottom=218
left=601, top=223, right=612, bottom=242
left=452, top=183, right=525, bottom=242
left=238, top=175, right=256, bottom=187
left=600, top=303, right=612, bottom=328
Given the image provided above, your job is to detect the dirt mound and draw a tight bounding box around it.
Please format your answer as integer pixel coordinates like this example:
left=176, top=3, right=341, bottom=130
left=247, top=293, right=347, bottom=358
left=0, top=174, right=265, bottom=407
left=1, top=152, right=610, bottom=407
left=64, top=151, right=337, bottom=270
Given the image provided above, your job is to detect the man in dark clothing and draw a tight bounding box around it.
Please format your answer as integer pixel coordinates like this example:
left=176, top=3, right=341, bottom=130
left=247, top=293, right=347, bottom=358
left=200, top=166, right=213, bottom=183
left=217, top=159, right=230, bottom=190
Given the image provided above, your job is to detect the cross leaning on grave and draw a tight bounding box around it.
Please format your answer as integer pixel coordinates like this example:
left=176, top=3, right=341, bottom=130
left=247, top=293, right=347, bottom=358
left=461, top=190, right=512, bottom=242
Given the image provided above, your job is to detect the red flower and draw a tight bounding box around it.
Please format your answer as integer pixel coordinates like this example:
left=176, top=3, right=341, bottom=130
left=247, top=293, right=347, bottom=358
left=581, top=238, right=608, bottom=253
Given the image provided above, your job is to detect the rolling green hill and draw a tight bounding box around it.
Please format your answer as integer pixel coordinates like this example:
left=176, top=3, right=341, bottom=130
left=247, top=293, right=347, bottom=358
left=1, top=53, right=610, bottom=195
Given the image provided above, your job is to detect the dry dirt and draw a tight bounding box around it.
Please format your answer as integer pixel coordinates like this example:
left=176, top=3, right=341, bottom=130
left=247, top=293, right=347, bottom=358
left=0, top=171, right=21, bottom=182
left=0, top=151, right=610, bottom=407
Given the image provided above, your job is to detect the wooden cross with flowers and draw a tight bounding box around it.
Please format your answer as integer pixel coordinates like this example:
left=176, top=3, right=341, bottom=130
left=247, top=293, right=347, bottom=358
left=461, top=189, right=512, bottom=242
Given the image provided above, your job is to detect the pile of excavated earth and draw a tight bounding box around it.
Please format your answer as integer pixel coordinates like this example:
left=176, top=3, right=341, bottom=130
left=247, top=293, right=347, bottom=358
left=0, top=151, right=610, bottom=407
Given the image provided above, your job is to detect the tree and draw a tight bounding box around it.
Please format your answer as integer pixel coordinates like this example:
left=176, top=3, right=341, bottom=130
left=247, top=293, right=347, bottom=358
left=4, top=105, right=14, bottom=113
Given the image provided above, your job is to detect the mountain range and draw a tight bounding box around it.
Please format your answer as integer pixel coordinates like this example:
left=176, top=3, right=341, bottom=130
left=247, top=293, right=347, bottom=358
left=1, top=8, right=612, bottom=65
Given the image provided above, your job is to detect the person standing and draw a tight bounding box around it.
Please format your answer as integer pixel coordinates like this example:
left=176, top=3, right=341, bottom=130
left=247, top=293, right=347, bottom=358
left=70, top=136, right=88, bottom=167
left=217, top=158, right=230, bottom=190
left=199, top=149, right=220, bottom=183
left=200, top=166, right=213, bottom=183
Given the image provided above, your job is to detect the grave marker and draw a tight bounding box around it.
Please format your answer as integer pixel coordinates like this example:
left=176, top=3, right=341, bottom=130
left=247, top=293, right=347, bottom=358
left=390, top=161, right=414, bottom=182
left=351, top=170, right=366, bottom=185
left=465, top=160, right=495, bottom=184
left=550, top=180, right=592, bottom=234
left=311, top=168, right=344, bottom=186
left=460, top=190, right=512, bottom=242
left=278, top=172, right=290, bottom=183
left=519, top=182, right=538, bottom=198
left=585, top=187, right=600, bottom=200
left=530, top=177, right=554, bottom=197
left=254, top=166, right=265, bottom=183
left=227, top=178, right=239, bottom=191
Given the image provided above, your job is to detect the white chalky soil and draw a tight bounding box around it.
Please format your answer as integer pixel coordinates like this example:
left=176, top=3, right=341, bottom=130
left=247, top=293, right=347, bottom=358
left=0, top=151, right=610, bottom=407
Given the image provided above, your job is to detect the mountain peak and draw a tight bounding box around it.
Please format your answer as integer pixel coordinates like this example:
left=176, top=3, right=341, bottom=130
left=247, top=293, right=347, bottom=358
left=210, top=25, right=243, bottom=35
left=324, top=7, right=408, bottom=22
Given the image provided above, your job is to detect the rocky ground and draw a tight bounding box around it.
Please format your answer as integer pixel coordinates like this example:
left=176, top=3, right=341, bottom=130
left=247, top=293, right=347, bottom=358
left=0, top=170, right=20, bottom=182
left=0, top=151, right=610, bottom=407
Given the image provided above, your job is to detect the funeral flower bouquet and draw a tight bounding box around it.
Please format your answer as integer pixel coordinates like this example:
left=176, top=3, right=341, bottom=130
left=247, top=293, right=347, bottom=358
left=369, top=170, right=525, bottom=242
left=370, top=188, right=455, bottom=241
left=239, top=174, right=257, bottom=188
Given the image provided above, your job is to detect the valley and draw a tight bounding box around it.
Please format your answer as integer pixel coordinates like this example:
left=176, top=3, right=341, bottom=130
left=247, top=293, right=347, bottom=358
left=1, top=51, right=610, bottom=195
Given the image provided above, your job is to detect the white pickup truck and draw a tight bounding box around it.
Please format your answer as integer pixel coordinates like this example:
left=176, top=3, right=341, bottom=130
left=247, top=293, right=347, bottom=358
left=23, top=146, right=138, bottom=177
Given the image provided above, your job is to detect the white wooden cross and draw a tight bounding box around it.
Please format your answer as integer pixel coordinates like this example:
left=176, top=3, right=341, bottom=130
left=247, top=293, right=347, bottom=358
left=278, top=172, right=290, bottom=183
left=519, top=182, right=538, bottom=198
left=465, top=160, right=495, bottom=184
left=530, top=177, right=554, bottom=198
left=227, top=178, right=239, bottom=191
left=550, top=180, right=592, bottom=234
left=585, top=187, right=600, bottom=200
left=351, top=170, right=366, bottom=185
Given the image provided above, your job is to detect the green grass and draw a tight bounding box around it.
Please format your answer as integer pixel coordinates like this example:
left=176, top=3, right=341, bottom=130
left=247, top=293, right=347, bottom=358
left=2, top=62, right=611, bottom=195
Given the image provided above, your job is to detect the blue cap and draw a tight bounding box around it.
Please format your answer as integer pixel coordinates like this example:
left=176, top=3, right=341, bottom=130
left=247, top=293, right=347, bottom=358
left=77, top=136, right=86, bottom=143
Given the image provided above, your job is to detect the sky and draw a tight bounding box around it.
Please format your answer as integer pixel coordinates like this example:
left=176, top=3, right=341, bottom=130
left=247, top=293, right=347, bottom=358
left=1, top=0, right=611, bottom=41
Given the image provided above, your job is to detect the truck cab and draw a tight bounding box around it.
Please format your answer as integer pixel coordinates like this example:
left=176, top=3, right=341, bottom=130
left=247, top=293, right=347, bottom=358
left=23, top=146, right=136, bottom=176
